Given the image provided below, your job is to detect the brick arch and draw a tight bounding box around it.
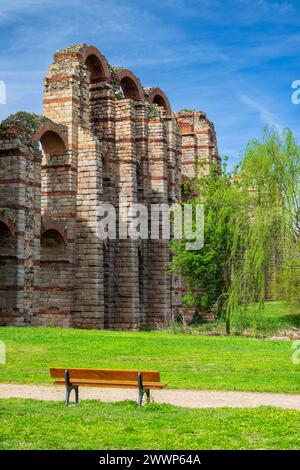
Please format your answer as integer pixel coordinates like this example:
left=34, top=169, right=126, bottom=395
left=33, top=121, right=68, bottom=151
left=41, top=221, right=67, bottom=245
left=0, top=216, right=15, bottom=238
left=117, top=69, right=144, bottom=101
left=147, top=87, right=172, bottom=117
left=82, top=46, right=110, bottom=82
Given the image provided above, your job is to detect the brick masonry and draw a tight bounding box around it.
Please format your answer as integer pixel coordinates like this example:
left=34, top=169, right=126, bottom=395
left=0, top=43, right=220, bottom=329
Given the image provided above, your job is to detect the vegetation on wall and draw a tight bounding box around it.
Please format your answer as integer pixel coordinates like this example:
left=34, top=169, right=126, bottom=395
left=147, top=103, right=163, bottom=120
left=170, top=128, right=300, bottom=334
left=0, top=111, right=44, bottom=131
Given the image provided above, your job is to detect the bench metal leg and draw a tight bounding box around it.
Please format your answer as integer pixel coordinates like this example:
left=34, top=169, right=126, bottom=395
left=145, top=389, right=150, bottom=403
left=75, top=386, right=79, bottom=404
left=138, top=390, right=143, bottom=407
left=64, top=369, right=79, bottom=407
left=137, top=372, right=144, bottom=407
left=65, top=385, right=72, bottom=407
left=65, top=385, right=79, bottom=406
left=65, top=384, right=79, bottom=406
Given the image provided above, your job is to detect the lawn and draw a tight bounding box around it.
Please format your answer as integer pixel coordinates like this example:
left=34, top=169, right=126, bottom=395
left=0, top=399, right=299, bottom=450
left=178, top=301, right=300, bottom=337
left=0, top=326, right=299, bottom=393
left=232, top=301, right=300, bottom=335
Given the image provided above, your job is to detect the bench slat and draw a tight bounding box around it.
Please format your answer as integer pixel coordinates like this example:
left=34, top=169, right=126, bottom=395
left=53, top=379, right=166, bottom=390
left=50, top=367, right=161, bottom=383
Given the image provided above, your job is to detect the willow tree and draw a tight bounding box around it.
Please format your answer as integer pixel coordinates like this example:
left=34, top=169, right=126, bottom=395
left=170, top=128, right=300, bottom=334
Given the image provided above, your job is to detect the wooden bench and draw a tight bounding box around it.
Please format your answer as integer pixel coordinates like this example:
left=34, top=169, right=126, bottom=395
left=49, top=368, right=167, bottom=407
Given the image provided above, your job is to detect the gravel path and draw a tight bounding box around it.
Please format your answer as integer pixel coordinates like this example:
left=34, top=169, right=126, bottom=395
left=1, top=383, right=300, bottom=410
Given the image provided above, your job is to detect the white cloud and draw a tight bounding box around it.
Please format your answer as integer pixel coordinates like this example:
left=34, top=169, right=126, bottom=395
left=0, top=0, right=297, bottom=167
left=160, top=0, right=296, bottom=25
left=239, top=93, right=283, bottom=131
left=0, top=0, right=61, bottom=22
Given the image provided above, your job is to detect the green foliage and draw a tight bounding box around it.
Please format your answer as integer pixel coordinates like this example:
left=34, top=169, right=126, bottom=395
left=161, top=301, right=300, bottom=337
left=228, top=128, right=300, bottom=330
left=147, top=103, right=162, bottom=120
left=171, top=163, right=243, bottom=318
left=178, top=108, right=206, bottom=116
left=1, top=327, right=299, bottom=393
left=114, top=90, right=124, bottom=100
left=170, top=128, right=300, bottom=333
left=0, top=111, right=43, bottom=131
left=1, top=399, right=299, bottom=449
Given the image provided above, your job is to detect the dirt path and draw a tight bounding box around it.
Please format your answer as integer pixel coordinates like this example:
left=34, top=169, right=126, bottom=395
left=1, top=383, right=300, bottom=410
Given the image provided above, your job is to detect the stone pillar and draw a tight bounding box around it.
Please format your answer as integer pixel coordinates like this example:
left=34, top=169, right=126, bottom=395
left=0, top=123, right=41, bottom=325
left=166, top=117, right=182, bottom=321
left=89, top=80, right=118, bottom=327
left=176, top=111, right=220, bottom=181
left=43, top=46, right=106, bottom=328
left=37, top=124, right=76, bottom=327
left=135, top=102, right=150, bottom=327
left=148, top=118, right=171, bottom=326
left=113, top=99, right=140, bottom=330
left=166, top=117, right=178, bottom=204
left=74, top=130, right=104, bottom=328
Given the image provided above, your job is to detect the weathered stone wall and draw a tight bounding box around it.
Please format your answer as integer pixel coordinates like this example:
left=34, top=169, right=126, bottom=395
left=0, top=43, right=220, bottom=329
left=0, top=118, right=41, bottom=325
left=177, top=111, right=220, bottom=181
left=174, top=111, right=220, bottom=322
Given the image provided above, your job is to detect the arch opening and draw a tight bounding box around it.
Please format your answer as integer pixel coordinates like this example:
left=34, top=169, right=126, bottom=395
left=85, top=54, right=106, bottom=83
left=153, top=95, right=166, bottom=109
left=116, top=69, right=144, bottom=102
left=152, top=95, right=168, bottom=116
left=40, top=228, right=72, bottom=321
left=39, top=129, right=70, bottom=215
left=0, top=220, right=17, bottom=320
left=41, top=229, right=67, bottom=260
left=120, top=76, right=141, bottom=101
left=40, top=130, right=66, bottom=156
left=148, top=88, right=172, bottom=117
left=0, top=221, right=15, bottom=254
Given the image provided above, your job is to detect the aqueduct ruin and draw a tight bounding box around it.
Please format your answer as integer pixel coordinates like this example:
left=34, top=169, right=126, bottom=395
left=0, top=43, right=219, bottom=329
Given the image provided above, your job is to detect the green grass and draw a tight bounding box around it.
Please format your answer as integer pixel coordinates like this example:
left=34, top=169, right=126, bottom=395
left=0, top=326, right=299, bottom=393
left=166, top=301, right=300, bottom=337
left=232, top=301, right=300, bottom=336
left=0, top=399, right=299, bottom=450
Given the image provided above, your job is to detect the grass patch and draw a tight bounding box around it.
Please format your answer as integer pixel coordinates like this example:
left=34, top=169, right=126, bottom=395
left=164, top=302, right=300, bottom=337
left=0, top=398, right=299, bottom=450
left=232, top=301, right=300, bottom=336
left=0, top=326, right=299, bottom=393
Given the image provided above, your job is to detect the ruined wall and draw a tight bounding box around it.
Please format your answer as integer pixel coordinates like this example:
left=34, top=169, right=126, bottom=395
left=0, top=117, right=41, bottom=325
left=176, top=111, right=220, bottom=182
left=0, top=43, right=220, bottom=329
left=0, top=114, right=77, bottom=327
left=174, top=111, right=220, bottom=323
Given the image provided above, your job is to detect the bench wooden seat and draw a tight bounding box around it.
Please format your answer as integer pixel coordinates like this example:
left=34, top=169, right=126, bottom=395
left=53, top=379, right=166, bottom=389
left=49, top=367, right=167, bottom=407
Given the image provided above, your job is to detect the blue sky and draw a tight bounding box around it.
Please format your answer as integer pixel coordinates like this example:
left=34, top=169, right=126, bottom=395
left=0, top=0, right=300, bottom=169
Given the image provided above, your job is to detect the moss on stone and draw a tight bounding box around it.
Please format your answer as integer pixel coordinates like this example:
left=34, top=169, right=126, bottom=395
left=147, top=103, right=163, bottom=120
left=178, top=108, right=206, bottom=116
left=0, top=111, right=45, bottom=132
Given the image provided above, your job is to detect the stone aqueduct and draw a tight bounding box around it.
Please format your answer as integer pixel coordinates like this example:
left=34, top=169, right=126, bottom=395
left=0, top=43, right=219, bottom=329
